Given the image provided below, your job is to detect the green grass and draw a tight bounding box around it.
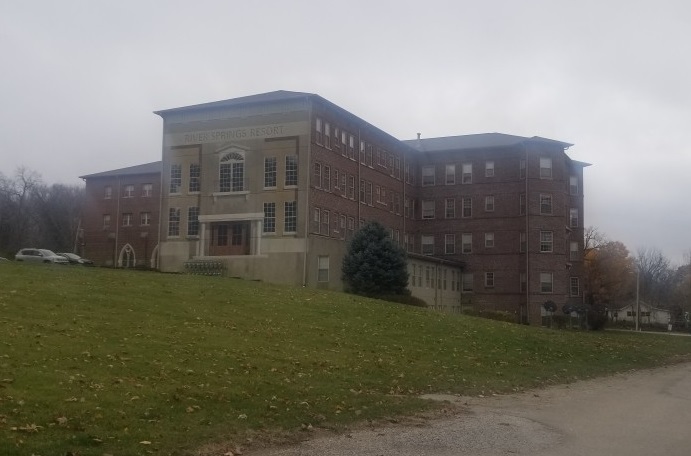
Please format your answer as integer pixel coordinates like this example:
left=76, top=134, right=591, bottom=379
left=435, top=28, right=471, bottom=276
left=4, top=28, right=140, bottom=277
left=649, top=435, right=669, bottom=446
left=1, top=263, right=690, bottom=455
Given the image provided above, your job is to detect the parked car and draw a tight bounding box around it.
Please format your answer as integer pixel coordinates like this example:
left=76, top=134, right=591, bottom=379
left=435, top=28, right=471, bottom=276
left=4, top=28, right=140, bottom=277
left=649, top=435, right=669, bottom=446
left=58, top=253, right=94, bottom=266
left=15, top=248, right=69, bottom=264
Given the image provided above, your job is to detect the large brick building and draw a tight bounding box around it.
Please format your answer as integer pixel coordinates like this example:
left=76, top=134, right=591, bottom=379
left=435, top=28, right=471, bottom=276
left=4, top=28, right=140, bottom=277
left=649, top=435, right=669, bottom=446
left=80, top=162, right=162, bottom=268
left=81, top=90, right=588, bottom=324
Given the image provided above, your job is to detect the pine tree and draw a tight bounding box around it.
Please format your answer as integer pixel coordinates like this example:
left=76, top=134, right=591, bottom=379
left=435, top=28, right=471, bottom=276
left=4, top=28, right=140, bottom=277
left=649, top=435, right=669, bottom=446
left=342, top=221, right=409, bottom=296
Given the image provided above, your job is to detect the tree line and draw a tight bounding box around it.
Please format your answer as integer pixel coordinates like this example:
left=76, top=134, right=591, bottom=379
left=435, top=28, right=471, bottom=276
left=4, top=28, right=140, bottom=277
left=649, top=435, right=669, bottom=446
left=584, top=226, right=691, bottom=322
left=0, top=167, right=84, bottom=258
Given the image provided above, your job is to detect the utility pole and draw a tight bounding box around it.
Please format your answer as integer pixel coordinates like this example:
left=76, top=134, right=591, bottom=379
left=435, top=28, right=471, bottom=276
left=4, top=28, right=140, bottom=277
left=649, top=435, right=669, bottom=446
left=635, top=268, right=640, bottom=331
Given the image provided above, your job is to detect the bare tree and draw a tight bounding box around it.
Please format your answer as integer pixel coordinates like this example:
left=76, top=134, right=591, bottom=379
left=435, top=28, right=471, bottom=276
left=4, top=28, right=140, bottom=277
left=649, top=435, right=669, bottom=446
left=584, top=226, right=607, bottom=252
left=635, top=247, right=675, bottom=306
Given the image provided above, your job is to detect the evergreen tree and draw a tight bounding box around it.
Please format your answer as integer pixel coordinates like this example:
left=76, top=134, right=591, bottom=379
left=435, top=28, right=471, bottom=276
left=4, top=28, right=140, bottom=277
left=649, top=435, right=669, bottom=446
left=342, top=221, right=409, bottom=296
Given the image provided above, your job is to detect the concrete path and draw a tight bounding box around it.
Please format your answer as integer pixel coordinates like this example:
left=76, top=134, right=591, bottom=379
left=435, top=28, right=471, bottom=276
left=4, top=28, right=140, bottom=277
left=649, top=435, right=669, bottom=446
left=249, top=362, right=691, bottom=455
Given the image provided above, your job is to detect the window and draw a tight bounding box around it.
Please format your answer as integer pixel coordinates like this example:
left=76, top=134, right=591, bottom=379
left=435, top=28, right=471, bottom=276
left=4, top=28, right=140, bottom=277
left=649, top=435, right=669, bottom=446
left=348, top=175, right=355, bottom=200
left=324, top=122, right=331, bottom=148
left=366, top=182, right=372, bottom=205
left=284, top=201, right=297, bottom=233
left=540, top=231, right=553, bottom=253
left=421, top=235, right=434, bottom=255
left=570, top=277, right=580, bottom=296
left=445, top=198, right=455, bottom=218
left=122, top=213, right=133, bottom=226
left=519, top=193, right=526, bottom=215
left=342, top=131, right=347, bottom=156
left=142, top=183, right=153, bottom=197
left=140, top=212, right=151, bottom=226
left=264, top=157, right=277, bottom=188
left=422, top=200, right=435, bottom=219
left=103, top=214, right=111, bottom=230
left=520, top=232, right=527, bottom=252
left=570, top=208, right=579, bottom=228
left=189, top=164, right=201, bottom=192
left=540, top=157, right=552, bottom=179
left=570, top=176, right=579, bottom=195
left=168, top=208, right=180, bottom=237
left=540, top=272, right=553, bottom=293
left=348, top=135, right=355, bottom=159
left=360, top=140, right=366, bottom=163
left=404, top=163, right=411, bottom=183
left=263, top=202, right=276, bottom=233
left=324, top=165, right=331, bottom=191
left=313, top=163, right=322, bottom=188
left=170, top=164, right=182, bottom=194
left=187, top=207, right=199, bottom=236
left=339, top=215, right=346, bottom=240
left=317, top=256, right=330, bottom=282
left=520, top=273, right=527, bottom=292
left=359, top=180, right=366, bottom=203
left=104, top=186, right=112, bottom=199
left=231, top=224, right=243, bottom=246
left=540, top=194, right=552, bottom=215
left=347, top=217, right=354, bottom=239
left=462, top=197, right=472, bottom=218
left=485, top=232, right=494, bottom=248
left=485, top=195, right=495, bottom=212
left=485, top=161, right=495, bottom=177
left=445, top=234, right=455, bottom=254
left=123, top=185, right=134, bottom=198
left=445, top=164, right=455, bottom=185
left=285, top=155, right=298, bottom=187
left=422, top=166, right=435, bottom=186
left=315, top=118, right=323, bottom=145
left=462, top=233, right=472, bottom=254
left=219, top=152, right=245, bottom=192
left=462, top=273, right=474, bottom=292
left=215, top=225, right=228, bottom=246
left=404, top=198, right=410, bottom=218
left=321, top=210, right=330, bottom=236
left=366, top=144, right=373, bottom=166
left=520, top=159, right=526, bottom=179
left=462, top=163, right=472, bottom=184
left=570, top=241, right=579, bottom=260
left=485, top=272, right=495, bottom=288
left=312, top=207, right=321, bottom=233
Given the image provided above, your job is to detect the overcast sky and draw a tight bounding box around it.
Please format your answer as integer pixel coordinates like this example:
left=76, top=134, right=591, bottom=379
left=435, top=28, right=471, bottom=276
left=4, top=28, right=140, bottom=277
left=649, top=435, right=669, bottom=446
left=1, top=0, right=690, bottom=264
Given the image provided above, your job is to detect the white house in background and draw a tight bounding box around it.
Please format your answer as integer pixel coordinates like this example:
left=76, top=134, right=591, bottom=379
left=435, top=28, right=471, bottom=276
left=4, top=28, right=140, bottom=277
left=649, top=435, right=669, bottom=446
left=612, top=301, right=671, bottom=326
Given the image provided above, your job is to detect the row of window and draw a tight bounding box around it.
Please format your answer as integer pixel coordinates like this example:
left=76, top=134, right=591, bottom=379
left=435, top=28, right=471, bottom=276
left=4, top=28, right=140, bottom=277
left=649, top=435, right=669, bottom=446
left=410, top=266, right=580, bottom=296
left=103, top=212, right=153, bottom=229
left=166, top=202, right=299, bottom=238
left=419, top=160, right=579, bottom=193
left=416, top=232, right=580, bottom=258
left=104, top=183, right=154, bottom=199
left=169, top=154, right=300, bottom=195
left=314, top=117, right=403, bottom=180
left=311, top=207, right=357, bottom=240
left=415, top=195, right=578, bottom=225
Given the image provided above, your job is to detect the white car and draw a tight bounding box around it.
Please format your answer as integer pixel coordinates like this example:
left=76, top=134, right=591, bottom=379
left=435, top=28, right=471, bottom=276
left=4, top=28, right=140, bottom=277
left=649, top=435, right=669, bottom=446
left=15, top=248, right=69, bottom=264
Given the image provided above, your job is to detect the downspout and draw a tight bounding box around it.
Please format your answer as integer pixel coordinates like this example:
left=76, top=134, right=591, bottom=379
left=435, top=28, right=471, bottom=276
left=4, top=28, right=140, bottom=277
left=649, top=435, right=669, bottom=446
left=115, top=175, right=121, bottom=268
left=357, top=128, right=362, bottom=224
left=157, top=126, right=165, bottom=271
left=302, top=101, right=312, bottom=287
left=524, top=142, right=530, bottom=324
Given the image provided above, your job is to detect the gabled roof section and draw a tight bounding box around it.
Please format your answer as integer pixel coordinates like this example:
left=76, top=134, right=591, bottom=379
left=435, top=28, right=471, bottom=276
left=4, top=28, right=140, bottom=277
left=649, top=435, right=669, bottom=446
left=154, top=90, right=315, bottom=117
left=79, top=161, right=162, bottom=179
left=403, top=133, right=573, bottom=152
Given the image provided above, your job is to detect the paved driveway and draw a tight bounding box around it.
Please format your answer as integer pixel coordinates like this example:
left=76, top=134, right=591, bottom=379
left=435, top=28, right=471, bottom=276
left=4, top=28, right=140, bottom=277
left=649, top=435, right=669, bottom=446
left=249, top=362, right=691, bottom=455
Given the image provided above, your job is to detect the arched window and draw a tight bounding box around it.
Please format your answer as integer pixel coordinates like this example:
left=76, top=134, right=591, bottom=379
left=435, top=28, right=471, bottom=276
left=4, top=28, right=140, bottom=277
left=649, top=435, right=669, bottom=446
left=219, top=150, right=245, bottom=192
left=119, top=244, right=136, bottom=268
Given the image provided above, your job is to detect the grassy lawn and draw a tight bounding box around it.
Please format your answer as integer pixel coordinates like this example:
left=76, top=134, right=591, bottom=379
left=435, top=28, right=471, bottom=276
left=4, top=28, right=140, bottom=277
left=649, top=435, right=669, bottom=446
left=1, top=263, right=690, bottom=455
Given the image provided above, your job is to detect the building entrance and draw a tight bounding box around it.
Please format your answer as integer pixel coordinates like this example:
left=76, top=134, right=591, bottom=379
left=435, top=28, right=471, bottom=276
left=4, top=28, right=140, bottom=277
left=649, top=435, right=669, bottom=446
left=209, top=222, right=250, bottom=256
